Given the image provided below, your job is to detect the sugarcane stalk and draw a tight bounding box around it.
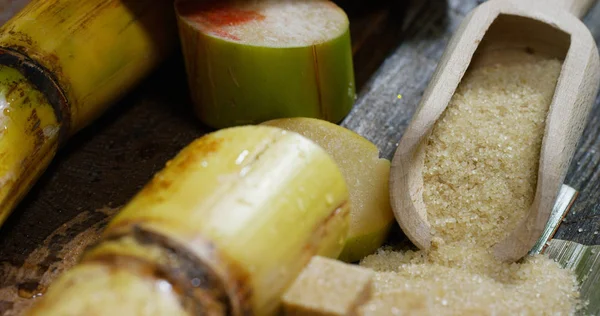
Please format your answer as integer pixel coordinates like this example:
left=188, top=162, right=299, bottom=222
left=27, top=126, right=350, bottom=316
left=0, top=64, right=59, bottom=225
left=175, top=0, right=356, bottom=129
left=0, top=0, right=177, bottom=226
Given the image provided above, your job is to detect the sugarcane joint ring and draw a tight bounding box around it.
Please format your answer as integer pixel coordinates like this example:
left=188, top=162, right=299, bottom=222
left=95, top=227, right=253, bottom=315
left=0, top=47, right=70, bottom=144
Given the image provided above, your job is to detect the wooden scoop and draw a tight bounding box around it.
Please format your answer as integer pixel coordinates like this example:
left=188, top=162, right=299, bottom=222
left=390, top=0, right=600, bottom=262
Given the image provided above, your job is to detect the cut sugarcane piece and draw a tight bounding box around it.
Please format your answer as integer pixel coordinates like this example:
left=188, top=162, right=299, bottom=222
left=26, top=263, right=189, bottom=316
left=175, top=0, right=356, bottom=129
left=0, top=0, right=177, bottom=227
left=263, top=118, right=394, bottom=262
left=27, top=126, right=350, bottom=316
left=282, top=256, right=374, bottom=316
left=0, top=0, right=176, bottom=135
left=0, top=65, right=60, bottom=225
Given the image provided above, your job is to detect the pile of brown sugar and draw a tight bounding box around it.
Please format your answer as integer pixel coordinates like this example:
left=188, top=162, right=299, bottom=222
left=358, top=53, right=582, bottom=315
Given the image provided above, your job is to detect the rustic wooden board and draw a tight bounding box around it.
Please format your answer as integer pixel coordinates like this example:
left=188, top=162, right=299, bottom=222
left=561, top=2, right=600, bottom=245
left=0, top=0, right=599, bottom=314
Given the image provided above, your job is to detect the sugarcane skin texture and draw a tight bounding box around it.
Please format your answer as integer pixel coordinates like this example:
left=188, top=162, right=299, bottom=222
left=0, top=65, right=59, bottom=225
left=28, top=127, right=348, bottom=315
left=102, top=126, right=350, bottom=315
left=176, top=6, right=356, bottom=129
left=27, top=263, right=189, bottom=316
left=28, top=232, right=229, bottom=315
left=262, top=118, right=394, bottom=263
left=25, top=127, right=348, bottom=315
left=0, top=0, right=177, bottom=136
left=85, top=233, right=233, bottom=314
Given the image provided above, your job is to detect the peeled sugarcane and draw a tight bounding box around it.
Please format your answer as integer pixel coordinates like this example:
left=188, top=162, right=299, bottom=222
left=0, top=0, right=177, bottom=225
left=27, top=125, right=350, bottom=316
left=263, top=118, right=394, bottom=263
left=175, top=0, right=356, bottom=128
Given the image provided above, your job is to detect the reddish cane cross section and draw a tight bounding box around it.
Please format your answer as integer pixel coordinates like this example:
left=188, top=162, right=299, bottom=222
left=178, top=1, right=266, bottom=41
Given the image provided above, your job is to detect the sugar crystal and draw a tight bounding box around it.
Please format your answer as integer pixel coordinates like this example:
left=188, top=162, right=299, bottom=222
left=358, top=54, right=580, bottom=315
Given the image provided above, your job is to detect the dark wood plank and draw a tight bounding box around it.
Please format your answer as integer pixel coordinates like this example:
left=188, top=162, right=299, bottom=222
left=557, top=3, right=600, bottom=246
left=341, top=0, right=412, bottom=89
left=342, top=0, right=460, bottom=157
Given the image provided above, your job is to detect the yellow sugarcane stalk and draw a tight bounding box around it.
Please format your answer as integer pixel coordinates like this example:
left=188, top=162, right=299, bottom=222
left=27, top=126, right=350, bottom=316
left=0, top=0, right=177, bottom=225
left=0, top=65, right=59, bottom=223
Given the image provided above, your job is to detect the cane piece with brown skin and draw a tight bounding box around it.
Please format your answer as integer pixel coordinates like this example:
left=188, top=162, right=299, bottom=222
left=0, top=0, right=177, bottom=226
left=27, top=126, right=351, bottom=316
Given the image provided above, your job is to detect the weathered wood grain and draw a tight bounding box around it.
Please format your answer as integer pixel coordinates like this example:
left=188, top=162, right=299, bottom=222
left=558, top=2, right=600, bottom=246
left=0, top=207, right=119, bottom=315
left=0, top=0, right=28, bottom=26
left=343, top=0, right=465, bottom=157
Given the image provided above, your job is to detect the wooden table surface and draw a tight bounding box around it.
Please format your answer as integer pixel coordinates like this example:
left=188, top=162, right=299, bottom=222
left=1, top=0, right=600, bottom=314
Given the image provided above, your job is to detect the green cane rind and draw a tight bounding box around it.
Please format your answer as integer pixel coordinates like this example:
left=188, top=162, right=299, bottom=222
left=315, top=30, right=356, bottom=122
left=176, top=10, right=356, bottom=129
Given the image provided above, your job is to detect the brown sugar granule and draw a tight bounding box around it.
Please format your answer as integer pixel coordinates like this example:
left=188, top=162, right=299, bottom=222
left=358, top=55, right=582, bottom=315
left=423, top=58, right=561, bottom=247
left=360, top=247, right=580, bottom=315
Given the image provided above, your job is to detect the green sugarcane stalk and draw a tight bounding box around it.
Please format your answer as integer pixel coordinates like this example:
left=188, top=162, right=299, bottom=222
left=175, top=0, right=356, bottom=129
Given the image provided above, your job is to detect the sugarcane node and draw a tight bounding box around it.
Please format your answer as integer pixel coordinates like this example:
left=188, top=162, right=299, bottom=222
left=96, top=233, right=230, bottom=314
left=94, top=226, right=254, bottom=316
left=0, top=47, right=70, bottom=144
left=84, top=253, right=219, bottom=315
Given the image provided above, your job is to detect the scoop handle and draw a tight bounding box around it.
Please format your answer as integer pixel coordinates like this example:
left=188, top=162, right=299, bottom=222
left=548, top=0, right=597, bottom=19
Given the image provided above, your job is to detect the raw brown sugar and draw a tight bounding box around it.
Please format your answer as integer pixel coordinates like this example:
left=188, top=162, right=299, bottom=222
left=358, top=54, right=582, bottom=315
left=423, top=57, right=561, bottom=247
left=359, top=246, right=580, bottom=315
